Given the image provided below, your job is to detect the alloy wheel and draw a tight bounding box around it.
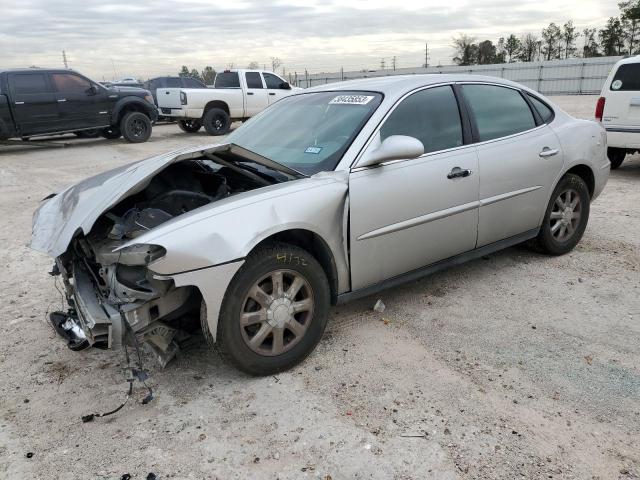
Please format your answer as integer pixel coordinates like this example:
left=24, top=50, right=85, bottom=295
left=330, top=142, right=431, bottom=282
left=240, top=269, right=314, bottom=356
left=549, top=188, right=582, bottom=242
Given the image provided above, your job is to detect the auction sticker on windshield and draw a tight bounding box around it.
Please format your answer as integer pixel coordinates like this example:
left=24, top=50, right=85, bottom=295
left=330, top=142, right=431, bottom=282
left=329, top=95, right=375, bottom=105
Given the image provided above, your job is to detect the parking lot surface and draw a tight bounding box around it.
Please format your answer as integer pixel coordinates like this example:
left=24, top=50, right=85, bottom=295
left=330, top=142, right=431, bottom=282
left=1, top=96, right=639, bottom=479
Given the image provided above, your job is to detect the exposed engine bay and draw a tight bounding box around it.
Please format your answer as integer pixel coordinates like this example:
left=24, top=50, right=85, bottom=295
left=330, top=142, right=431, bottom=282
left=51, top=152, right=289, bottom=365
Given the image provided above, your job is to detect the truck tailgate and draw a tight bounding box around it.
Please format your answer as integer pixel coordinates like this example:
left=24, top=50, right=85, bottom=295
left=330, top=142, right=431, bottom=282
left=157, top=88, right=182, bottom=109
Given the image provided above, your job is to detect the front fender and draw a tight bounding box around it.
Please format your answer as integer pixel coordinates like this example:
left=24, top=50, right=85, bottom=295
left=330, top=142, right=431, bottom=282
left=112, top=96, right=158, bottom=122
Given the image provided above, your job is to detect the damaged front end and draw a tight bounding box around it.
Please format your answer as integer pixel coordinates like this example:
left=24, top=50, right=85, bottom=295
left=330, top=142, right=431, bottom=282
left=39, top=146, right=292, bottom=366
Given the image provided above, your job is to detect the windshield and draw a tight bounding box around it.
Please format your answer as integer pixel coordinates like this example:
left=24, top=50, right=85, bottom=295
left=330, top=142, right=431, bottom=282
left=226, top=91, right=383, bottom=175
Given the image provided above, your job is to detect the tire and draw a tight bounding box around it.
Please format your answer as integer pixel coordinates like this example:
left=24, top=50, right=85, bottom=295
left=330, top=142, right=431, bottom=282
left=177, top=119, right=202, bottom=133
left=101, top=126, right=121, bottom=140
left=120, top=111, right=152, bottom=143
left=607, top=147, right=626, bottom=170
left=531, top=173, right=590, bottom=255
left=206, top=242, right=330, bottom=376
left=74, top=129, right=101, bottom=138
left=202, top=108, right=231, bottom=136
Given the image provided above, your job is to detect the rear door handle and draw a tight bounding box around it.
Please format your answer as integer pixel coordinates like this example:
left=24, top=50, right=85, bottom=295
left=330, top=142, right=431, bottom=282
left=447, top=167, right=472, bottom=179
left=539, top=147, right=559, bottom=158
left=247, top=92, right=254, bottom=95
left=57, top=99, right=67, bottom=103
left=14, top=101, right=24, bottom=105
left=269, top=92, right=276, bottom=96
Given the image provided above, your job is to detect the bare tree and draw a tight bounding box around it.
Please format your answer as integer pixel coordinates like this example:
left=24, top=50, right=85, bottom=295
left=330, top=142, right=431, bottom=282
left=247, top=61, right=260, bottom=69
left=562, top=21, right=580, bottom=58
left=271, top=57, right=282, bottom=72
left=517, top=34, right=539, bottom=62
left=582, top=28, right=600, bottom=57
left=452, top=34, right=478, bottom=65
left=541, top=23, right=562, bottom=60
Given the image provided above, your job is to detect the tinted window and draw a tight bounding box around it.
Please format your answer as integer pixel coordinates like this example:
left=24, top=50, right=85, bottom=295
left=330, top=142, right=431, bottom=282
left=463, top=85, right=536, bottom=141
left=527, top=93, right=554, bottom=123
left=166, top=77, right=182, bottom=88
left=183, top=77, right=205, bottom=88
left=51, top=73, right=91, bottom=93
left=214, top=72, right=240, bottom=88
left=263, top=73, right=284, bottom=89
left=611, top=64, right=640, bottom=91
left=10, top=73, right=49, bottom=94
left=380, top=86, right=463, bottom=153
left=245, top=72, right=263, bottom=89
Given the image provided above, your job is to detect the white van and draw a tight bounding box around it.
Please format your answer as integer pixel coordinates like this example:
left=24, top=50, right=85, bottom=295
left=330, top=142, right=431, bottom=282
left=596, top=55, right=640, bottom=169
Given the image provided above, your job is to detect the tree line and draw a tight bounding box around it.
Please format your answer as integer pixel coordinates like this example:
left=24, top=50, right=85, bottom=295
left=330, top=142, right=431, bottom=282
left=452, top=0, right=639, bottom=66
left=177, top=57, right=284, bottom=84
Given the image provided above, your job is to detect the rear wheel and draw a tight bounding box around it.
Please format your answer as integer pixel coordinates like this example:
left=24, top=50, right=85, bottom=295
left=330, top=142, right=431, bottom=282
left=203, top=108, right=231, bottom=136
left=207, top=243, right=330, bottom=376
left=101, top=126, right=121, bottom=139
left=177, top=119, right=202, bottom=133
left=607, top=147, right=626, bottom=169
left=120, top=111, right=152, bottom=143
left=531, top=174, right=590, bottom=255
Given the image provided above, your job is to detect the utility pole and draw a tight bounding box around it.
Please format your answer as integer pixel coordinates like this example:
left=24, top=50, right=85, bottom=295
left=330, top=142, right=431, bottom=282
left=424, top=43, right=429, bottom=68
left=392, top=56, right=397, bottom=71
left=62, top=50, right=68, bottom=69
left=380, top=58, right=386, bottom=70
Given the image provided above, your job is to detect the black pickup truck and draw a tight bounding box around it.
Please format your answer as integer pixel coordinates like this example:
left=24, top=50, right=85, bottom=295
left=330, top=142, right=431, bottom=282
left=0, top=68, right=158, bottom=143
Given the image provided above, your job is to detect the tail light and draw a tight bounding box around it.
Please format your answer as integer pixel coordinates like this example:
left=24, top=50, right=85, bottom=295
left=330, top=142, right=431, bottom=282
left=180, top=91, right=187, bottom=105
left=595, top=97, right=605, bottom=121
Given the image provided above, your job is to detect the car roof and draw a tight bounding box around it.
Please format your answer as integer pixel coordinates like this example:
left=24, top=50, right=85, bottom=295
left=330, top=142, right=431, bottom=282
left=303, top=74, right=531, bottom=100
left=0, top=67, right=81, bottom=75
left=613, top=54, right=640, bottom=67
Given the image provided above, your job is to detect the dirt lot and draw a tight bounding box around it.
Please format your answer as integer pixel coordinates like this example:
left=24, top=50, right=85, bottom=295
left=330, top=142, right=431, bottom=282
left=1, top=96, right=639, bottom=480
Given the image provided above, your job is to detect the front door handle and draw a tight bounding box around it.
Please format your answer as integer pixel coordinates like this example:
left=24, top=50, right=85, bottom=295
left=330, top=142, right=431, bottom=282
left=14, top=101, right=25, bottom=105
left=269, top=92, right=276, bottom=96
left=247, top=92, right=254, bottom=95
left=539, top=147, right=559, bottom=157
left=57, top=99, right=67, bottom=103
left=447, top=167, right=472, bottom=179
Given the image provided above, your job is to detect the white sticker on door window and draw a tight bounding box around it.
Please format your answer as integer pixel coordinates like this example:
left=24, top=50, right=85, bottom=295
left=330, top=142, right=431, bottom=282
left=329, top=95, right=374, bottom=105
left=612, top=80, right=623, bottom=90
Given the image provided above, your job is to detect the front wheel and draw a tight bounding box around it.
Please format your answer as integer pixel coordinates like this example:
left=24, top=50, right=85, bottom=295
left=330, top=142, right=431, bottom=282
left=531, top=173, right=590, bottom=255
left=607, top=147, right=626, bottom=170
left=120, top=111, right=152, bottom=143
left=177, top=119, right=202, bottom=133
left=202, top=108, right=231, bottom=136
left=208, top=243, right=330, bottom=376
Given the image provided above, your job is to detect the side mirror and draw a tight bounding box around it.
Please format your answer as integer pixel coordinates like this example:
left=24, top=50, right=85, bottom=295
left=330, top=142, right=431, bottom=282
left=86, top=85, right=98, bottom=95
left=280, top=82, right=291, bottom=90
left=357, top=135, right=424, bottom=168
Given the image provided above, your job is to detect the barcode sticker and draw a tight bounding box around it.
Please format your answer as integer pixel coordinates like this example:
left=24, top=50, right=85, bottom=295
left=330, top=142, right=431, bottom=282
left=329, top=95, right=374, bottom=105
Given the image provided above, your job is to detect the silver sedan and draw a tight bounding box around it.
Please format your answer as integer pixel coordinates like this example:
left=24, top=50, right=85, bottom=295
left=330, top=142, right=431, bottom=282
left=31, top=75, right=610, bottom=375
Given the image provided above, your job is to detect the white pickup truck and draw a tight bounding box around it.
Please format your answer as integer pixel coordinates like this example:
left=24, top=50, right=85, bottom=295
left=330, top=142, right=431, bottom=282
left=157, top=69, right=300, bottom=135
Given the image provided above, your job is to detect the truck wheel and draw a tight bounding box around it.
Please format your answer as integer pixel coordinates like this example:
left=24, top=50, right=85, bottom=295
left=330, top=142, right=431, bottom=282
left=203, top=108, right=231, bottom=136
left=75, top=129, right=101, bottom=138
left=121, top=111, right=152, bottom=143
left=208, top=242, right=330, bottom=376
left=607, top=147, right=626, bottom=170
left=178, top=119, right=202, bottom=133
left=101, top=126, right=121, bottom=140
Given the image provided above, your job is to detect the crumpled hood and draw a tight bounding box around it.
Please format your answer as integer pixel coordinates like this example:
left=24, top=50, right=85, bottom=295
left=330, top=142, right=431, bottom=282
left=31, top=143, right=231, bottom=257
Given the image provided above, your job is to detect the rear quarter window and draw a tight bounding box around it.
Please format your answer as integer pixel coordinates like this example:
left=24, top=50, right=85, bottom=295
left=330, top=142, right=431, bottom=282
left=610, top=64, right=640, bottom=91
left=527, top=93, right=554, bottom=123
left=214, top=72, right=240, bottom=88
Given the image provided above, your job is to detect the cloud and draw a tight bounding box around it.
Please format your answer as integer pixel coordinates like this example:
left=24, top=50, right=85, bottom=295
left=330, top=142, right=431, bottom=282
left=0, top=0, right=620, bottom=79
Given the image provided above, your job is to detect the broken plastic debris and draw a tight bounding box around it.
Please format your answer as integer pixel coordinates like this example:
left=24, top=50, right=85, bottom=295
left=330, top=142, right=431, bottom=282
left=373, top=299, right=386, bottom=313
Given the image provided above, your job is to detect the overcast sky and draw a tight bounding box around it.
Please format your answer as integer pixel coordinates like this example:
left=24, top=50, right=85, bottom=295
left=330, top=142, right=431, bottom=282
left=0, top=0, right=620, bottom=81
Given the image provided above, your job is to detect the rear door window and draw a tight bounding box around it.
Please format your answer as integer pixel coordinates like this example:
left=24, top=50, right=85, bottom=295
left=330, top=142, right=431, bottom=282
left=380, top=86, right=463, bottom=153
left=214, top=72, right=240, bottom=88
left=610, top=64, right=640, bottom=91
left=10, top=73, right=50, bottom=94
left=245, top=72, right=263, bottom=89
left=462, top=84, right=536, bottom=142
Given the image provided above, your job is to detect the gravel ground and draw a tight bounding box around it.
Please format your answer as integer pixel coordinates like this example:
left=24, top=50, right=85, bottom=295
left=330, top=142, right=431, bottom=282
left=0, top=96, right=639, bottom=480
